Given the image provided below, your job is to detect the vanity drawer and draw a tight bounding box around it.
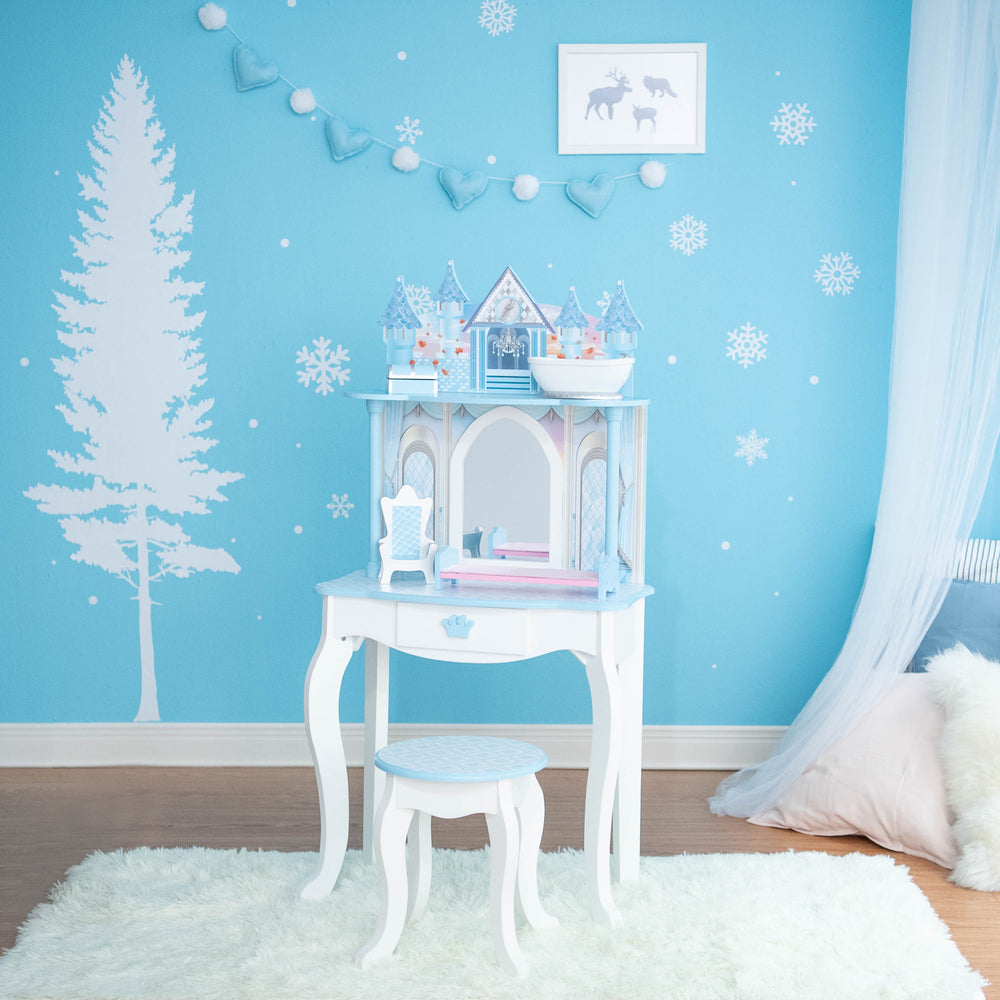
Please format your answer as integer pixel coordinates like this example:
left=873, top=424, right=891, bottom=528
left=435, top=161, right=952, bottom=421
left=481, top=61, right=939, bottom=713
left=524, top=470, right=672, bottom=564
left=395, top=603, right=528, bottom=656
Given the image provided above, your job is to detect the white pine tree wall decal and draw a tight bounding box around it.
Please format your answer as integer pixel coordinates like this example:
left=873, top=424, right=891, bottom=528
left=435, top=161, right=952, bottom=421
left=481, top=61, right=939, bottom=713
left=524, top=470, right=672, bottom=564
left=25, top=56, right=243, bottom=723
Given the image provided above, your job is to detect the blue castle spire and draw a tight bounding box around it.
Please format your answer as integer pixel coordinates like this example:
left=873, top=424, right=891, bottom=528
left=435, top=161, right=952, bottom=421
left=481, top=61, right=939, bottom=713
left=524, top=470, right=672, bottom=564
left=379, top=275, right=422, bottom=330
left=555, top=286, right=587, bottom=330
left=435, top=259, right=468, bottom=305
left=596, top=280, right=643, bottom=358
left=380, top=275, right=422, bottom=368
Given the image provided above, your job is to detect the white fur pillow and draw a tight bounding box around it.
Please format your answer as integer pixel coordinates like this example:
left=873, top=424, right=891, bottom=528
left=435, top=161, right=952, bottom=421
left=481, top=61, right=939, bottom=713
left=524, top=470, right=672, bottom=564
left=925, top=644, right=1000, bottom=891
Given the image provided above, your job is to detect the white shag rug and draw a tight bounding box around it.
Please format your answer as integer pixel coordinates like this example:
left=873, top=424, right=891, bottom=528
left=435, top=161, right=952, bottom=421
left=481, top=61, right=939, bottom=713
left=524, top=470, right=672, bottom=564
left=0, top=847, right=987, bottom=1000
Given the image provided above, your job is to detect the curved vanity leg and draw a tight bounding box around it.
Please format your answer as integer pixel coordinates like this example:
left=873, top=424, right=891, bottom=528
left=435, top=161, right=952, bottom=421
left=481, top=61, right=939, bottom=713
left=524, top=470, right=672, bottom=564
left=515, top=774, right=559, bottom=930
left=575, top=614, right=623, bottom=926
left=614, top=601, right=645, bottom=884
left=299, top=598, right=358, bottom=900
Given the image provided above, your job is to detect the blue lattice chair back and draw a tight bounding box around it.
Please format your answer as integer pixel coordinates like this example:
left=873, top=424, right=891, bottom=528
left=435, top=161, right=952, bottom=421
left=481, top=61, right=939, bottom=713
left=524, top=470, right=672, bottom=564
left=379, top=485, right=438, bottom=586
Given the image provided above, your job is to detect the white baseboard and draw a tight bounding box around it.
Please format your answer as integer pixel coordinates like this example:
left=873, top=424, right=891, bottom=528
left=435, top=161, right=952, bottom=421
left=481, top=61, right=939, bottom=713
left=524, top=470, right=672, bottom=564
left=0, top=723, right=785, bottom=770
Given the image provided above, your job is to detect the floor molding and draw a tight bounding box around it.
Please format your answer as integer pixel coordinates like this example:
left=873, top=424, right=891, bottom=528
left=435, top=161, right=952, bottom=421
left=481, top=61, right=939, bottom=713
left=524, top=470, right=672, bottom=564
left=0, top=723, right=785, bottom=770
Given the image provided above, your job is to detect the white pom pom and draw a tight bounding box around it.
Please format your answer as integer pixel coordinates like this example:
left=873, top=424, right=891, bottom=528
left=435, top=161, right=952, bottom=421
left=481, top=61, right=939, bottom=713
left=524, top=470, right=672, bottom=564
left=392, top=145, right=421, bottom=172
left=512, top=174, right=539, bottom=201
left=639, top=160, right=667, bottom=189
left=290, top=88, right=316, bottom=114
left=197, top=3, right=227, bottom=29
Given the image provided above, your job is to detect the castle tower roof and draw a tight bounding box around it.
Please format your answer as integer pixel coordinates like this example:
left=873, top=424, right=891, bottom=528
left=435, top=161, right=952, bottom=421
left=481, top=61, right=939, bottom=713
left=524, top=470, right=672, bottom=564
left=554, top=286, right=587, bottom=329
left=379, top=276, right=422, bottom=329
left=435, top=259, right=469, bottom=304
left=596, top=280, right=643, bottom=335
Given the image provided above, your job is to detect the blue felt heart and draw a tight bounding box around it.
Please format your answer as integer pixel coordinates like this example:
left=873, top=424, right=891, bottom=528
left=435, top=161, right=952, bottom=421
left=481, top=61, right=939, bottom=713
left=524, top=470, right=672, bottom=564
left=438, top=167, right=489, bottom=210
left=566, top=173, right=615, bottom=218
left=325, top=116, right=373, bottom=161
left=232, top=44, right=279, bottom=92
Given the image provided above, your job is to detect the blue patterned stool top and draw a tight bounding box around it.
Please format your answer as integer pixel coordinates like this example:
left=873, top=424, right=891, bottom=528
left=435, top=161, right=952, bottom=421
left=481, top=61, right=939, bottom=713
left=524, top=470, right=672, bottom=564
left=375, top=735, right=547, bottom=783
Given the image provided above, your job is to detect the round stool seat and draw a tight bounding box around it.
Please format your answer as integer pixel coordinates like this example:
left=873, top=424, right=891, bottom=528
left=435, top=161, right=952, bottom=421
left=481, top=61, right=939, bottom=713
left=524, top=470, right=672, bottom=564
left=375, top=735, right=548, bottom=783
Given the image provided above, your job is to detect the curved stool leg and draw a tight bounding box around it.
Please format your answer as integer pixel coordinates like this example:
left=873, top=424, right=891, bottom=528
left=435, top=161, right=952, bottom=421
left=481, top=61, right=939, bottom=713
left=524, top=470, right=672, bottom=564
left=486, top=781, right=527, bottom=978
left=515, top=775, right=559, bottom=930
left=355, top=780, right=414, bottom=970
left=406, top=810, right=432, bottom=923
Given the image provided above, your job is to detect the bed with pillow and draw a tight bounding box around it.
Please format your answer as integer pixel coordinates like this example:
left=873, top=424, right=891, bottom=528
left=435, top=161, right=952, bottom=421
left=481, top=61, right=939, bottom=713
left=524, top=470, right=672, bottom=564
left=751, top=540, right=1000, bottom=890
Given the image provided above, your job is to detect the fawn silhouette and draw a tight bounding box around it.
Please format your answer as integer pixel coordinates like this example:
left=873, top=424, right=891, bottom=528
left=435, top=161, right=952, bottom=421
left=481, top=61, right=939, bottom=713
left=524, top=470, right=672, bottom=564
left=633, top=105, right=657, bottom=132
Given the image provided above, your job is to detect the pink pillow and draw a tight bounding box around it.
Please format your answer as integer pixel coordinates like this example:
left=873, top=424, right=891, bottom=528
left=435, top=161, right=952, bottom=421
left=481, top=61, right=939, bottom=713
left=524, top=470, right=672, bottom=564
left=750, top=673, right=957, bottom=868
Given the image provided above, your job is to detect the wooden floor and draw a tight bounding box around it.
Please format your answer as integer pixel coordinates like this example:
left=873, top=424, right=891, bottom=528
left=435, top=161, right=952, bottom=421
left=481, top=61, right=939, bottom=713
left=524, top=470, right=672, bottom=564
left=2, top=767, right=997, bottom=995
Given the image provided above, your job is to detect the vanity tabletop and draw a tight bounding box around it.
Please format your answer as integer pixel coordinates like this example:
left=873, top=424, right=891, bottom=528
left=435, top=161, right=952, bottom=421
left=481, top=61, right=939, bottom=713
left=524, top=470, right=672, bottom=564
left=349, top=390, right=650, bottom=408
left=315, top=569, right=653, bottom=611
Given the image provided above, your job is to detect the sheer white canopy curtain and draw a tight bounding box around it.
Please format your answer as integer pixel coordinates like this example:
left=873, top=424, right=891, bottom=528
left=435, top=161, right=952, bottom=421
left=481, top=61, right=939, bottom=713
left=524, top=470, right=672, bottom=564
left=711, top=0, right=1000, bottom=819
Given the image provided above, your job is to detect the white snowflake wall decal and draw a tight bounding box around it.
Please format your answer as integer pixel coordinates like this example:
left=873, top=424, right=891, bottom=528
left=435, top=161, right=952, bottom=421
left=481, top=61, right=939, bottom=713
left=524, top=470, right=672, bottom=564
left=395, top=115, right=423, bottom=146
left=406, top=283, right=434, bottom=317
left=736, top=428, right=769, bottom=467
left=296, top=337, right=351, bottom=395
left=479, top=0, right=517, bottom=36
left=726, top=323, right=768, bottom=368
left=669, top=214, right=708, bottom=256
left=814, top=252, right=861, bottom=296
left=326, top=493, right=355, bottom=519
left=769, top=102, right=817, bottom=145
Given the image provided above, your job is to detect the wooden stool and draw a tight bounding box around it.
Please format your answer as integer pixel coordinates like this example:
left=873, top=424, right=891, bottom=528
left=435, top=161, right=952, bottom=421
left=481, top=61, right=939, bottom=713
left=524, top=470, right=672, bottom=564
left=355, top=735, right=558, bottom=977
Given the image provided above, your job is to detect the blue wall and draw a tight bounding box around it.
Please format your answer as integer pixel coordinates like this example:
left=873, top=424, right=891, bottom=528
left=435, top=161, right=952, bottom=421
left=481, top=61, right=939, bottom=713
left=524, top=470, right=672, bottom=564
left=1, top=0, right=910, bottom=725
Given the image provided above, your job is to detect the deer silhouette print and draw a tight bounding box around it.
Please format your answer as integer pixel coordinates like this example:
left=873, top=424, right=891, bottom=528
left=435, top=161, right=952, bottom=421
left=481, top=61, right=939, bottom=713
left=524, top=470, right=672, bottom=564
left=585, top=69, right=632, bottom=120
left=633, top=105, right=657, bottom=132
left=644, top=75, right=678, bottom=98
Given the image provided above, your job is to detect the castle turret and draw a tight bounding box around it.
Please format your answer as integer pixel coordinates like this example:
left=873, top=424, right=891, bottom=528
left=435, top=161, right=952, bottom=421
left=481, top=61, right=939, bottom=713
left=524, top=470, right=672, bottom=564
left=380, top=275, right=422, bottom=369
left=435, top=259, right=469, bottom=350
left=596, top=280, right=643, bottom=359
left=554, top=286, right=587, bottom=358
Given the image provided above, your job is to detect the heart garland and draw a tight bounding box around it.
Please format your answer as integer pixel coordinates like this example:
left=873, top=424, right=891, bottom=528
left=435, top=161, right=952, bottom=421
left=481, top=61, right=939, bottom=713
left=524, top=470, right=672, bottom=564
left=566, top=173, right=615, bottom=219
left=204, top=7, right=669, bottom=216
left=232, top=44, right=278, bottom=92
left=325, top=117, right=373, bottom=161
left=438, top=167, right=489, bottom=210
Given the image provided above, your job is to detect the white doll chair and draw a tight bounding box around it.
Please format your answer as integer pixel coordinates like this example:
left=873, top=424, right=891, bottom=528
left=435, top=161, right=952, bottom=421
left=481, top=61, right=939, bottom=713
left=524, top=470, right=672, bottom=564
left=378, top=485, right=438, bottom=586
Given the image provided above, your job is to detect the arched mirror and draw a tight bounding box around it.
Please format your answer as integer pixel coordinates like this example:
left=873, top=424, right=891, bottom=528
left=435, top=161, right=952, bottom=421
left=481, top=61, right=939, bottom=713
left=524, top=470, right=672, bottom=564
left=449, top=406, right=563, bottom=567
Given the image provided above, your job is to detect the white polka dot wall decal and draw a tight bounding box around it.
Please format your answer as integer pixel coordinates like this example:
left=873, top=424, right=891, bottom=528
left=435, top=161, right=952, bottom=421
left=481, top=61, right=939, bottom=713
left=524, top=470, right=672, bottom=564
left=280, top=238, right=290, bottom=248
left=296, top=442, right=302, bottom=448
left=249, top=418, right=258, bottom=428
left=721, top=541, right=731, bottom=551
left=774, top=591, right=780, bottom=597
left=487, top=155, right=497, bottom=165
left=257, top=614, right=263, bottom=621
left=20, top=357, right=29, bottom=367
left=547, top=263, right=553, bottom=268
left=788, top=496, right=794, bottom=502
left=287, top=0, right=296, bottom=7
left=791, top=180, right=797, bottom=186
left=398, top=51, right=407, bottom=60
left=294, top=525, right=303, bottom=534
left=668, top=355, right=677, bottom=365
left=89, top=595, right=98, bottom=605
left=810, top=375, right=819, bottom=384
left=775, top=70, right=781, bottom=76
left=712, top=663, right=718, bottom=669
left=54, top=169, right=60, bottom=176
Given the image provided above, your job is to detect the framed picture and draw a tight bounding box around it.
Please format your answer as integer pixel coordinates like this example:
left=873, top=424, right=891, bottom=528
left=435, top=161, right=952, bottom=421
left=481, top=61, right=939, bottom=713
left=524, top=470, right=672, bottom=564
left=558, top=43, right=706, bottom=155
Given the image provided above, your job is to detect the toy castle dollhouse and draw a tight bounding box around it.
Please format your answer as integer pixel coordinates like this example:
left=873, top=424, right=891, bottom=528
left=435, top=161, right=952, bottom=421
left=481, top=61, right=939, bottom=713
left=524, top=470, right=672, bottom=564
left=361, top=262, right=649, bottom=599
left=379, top=262, right=642, bottom=396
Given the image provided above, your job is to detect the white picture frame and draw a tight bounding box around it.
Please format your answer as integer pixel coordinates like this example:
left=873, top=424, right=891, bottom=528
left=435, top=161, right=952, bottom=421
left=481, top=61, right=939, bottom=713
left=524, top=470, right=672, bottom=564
left=558, top=43, right=706, bottom=155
